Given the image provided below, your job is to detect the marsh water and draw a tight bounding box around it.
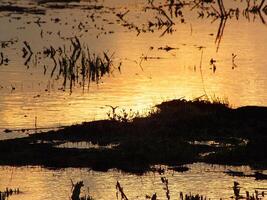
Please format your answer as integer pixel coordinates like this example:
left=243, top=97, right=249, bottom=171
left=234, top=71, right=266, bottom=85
left=0, top=0, right=267, bottom=199
left=1, top=0, right=267, bottom=134
left=0, top=163, right=267, bottom=200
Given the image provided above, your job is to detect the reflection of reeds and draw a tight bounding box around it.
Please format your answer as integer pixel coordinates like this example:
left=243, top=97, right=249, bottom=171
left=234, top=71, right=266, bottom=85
left=0, top=52, right=3, bottom=65
left=43, top=37, right=114, bottom=93
left=146, top=4, right=175, bottom=36
left=22, top=41, right=33, bottom=67
left=244, top=0, right=266, bottom=24
left=215, top=17, right=227, bottom=52
left=217, top=0, right=226, bottom=18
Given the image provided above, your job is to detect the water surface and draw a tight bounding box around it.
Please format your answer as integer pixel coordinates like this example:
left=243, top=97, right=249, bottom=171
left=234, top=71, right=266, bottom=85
left=1, top=163, right=267, bottom=200
left=0, top=0, right=267, bottom=134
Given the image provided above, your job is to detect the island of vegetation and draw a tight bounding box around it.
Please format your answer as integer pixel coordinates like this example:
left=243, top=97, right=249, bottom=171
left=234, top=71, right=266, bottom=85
left=0, top=98, right=266, bottom=174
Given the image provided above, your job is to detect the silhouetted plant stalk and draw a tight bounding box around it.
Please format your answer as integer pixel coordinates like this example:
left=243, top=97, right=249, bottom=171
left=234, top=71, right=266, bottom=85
left=71, top=181, right=94, bottom=200
left=71, top=179, right=266, bottom=200
left=217, top=0, right=226, bottom=18
left=116, top=181, right=129, bottom=200
left=161, top=177, right=170, bottom=200
left=232, top=181, right=265, bottom=200
left=0, top=52, right=4, bottom=66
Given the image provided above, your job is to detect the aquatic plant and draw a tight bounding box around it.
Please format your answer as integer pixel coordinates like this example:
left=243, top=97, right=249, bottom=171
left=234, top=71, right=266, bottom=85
left=22, top=41, right=33, bottom=67
left=232, top=181, right=265, bottom=200
left=69, top=179, right=267, bottom=200
left=161, top=177, right=170, bottom=200
left=71, top=181, right=94, bottom=200
left=106, top=107, right=142, bottom=122
left=42, top=37, right=116, bottom=92
left=0, top=188, right=20, bottom=200
left=0, top=52, right=9, bottom=66
left=116, top=181, right=129, bottom=200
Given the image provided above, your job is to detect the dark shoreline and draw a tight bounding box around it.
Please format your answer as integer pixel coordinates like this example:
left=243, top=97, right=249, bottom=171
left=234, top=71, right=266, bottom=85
left=0, top=99, right=266, bottom=174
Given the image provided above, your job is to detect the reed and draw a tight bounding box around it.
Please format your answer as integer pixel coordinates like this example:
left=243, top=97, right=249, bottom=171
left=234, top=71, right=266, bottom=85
left=0, top=188, right=20, bottom=200
left=116, top=181, right=129, bottom=200
left=71, top=181, right=94, bottom=200
left=69, top=180, right=266, bottom=200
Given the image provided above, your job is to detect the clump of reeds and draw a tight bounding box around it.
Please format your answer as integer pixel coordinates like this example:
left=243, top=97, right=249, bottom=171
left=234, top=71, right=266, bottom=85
left=69, top=178, right=267, bottom=200
left=0, top=52, right=9, bottom=66
left=195, top=94, right=230, bottom=107
left=42, top=37, right=115, bottom=92
left=106, top=107, right=142, bottom=122
left=233, top=181, right=265, bottom=200
left=179, top=192, right=208, bottom=200
left=0, top=187, right=20, bottom=200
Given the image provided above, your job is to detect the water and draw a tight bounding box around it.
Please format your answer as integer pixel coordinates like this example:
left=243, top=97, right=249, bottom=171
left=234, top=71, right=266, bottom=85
left=0, top=0, right=267, bottom=133
left=0, top=163, right=267, bottom=200
left=0, top=1, right=267, bottom=199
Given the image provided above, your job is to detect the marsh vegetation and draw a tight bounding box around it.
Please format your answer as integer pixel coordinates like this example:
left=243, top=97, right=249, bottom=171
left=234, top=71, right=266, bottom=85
left=70, top=179, right=266, bottom=200
left=0, top=98, right=266, bottom=174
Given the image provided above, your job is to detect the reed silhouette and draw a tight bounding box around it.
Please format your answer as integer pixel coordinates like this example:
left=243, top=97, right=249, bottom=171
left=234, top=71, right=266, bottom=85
left=69, top=179, right=265, bottom=200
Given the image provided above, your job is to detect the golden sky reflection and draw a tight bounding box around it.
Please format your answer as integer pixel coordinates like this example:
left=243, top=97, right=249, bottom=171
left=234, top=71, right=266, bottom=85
left=0, top=0, right=267, bottom=131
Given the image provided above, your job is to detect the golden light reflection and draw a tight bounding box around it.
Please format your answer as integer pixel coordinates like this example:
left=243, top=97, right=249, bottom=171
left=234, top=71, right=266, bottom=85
left=0, top=0, right=267, bottom=131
